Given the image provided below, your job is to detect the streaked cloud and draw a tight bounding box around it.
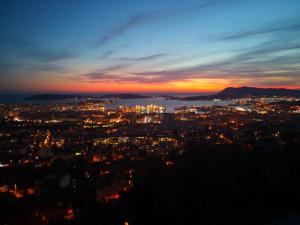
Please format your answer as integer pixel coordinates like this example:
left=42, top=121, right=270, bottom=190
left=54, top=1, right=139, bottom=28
left=221, top=18, right=300, bottom=40
left=96, top=0, right=227, bottom=46
left=95, top=50, right=115, bottom=60
left=82, top=35, right=300, bottom=86
left=26, top=49, right=77, bottom=62
left=118, top=53, right=167, bottom=61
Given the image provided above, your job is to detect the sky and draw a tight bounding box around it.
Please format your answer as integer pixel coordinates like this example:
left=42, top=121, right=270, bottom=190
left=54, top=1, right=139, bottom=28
left=0, top=0, right=300, bottom=93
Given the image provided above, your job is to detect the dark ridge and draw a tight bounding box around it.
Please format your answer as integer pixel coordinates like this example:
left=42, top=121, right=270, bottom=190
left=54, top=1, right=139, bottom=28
left=25, top=94, right=94, bottom=101
left=171, top=87, right=300, bottom=100
left=217, top=86, right=300, bottom=98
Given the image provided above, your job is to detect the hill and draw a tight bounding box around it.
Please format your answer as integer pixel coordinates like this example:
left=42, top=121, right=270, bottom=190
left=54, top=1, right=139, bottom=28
left=173, top=87, right=300, bottom=100
left=217, top=86, right=300, bottom=98
left=25, top=94, right=94, bottom=101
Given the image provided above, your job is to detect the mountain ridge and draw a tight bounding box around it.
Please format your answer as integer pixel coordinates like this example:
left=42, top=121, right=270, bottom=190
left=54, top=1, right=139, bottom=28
left=169, top=86, right=300, bottom=100
left=217, top=86, right=300, bottom=98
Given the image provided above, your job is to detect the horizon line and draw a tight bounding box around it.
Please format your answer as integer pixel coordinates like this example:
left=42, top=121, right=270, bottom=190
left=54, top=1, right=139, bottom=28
left=1, top=85, right=300, bottom=95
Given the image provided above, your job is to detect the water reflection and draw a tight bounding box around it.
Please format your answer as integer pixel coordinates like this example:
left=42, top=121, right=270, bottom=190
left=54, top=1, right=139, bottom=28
left=106, top=97, right=232, bottom=113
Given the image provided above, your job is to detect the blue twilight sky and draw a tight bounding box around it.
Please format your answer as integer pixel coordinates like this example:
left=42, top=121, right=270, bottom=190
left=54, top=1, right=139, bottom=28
left=0, top=0, right=300, bottom=92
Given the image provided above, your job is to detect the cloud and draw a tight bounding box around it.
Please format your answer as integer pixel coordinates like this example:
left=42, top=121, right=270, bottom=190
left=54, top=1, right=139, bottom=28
left=129, top=40, right=300, bottom=83
left=0, top=62, right=12, bottom=69
left=31, top=63, right=67, bottom=72
left=248, top=77, right=300, bottom=86
left=0, top=60, right=31, bottom=75
left=82, top=72, right=108, bottom=80
left=221, top=18, right=300, bottom=40
left=80, top=65, right=300, bottom=84
left=96, top=0, right=226, bottom=46
left=95, top=50, right=115, bottom=60
left=118, top=53, right=167, bottom=61
left=81, top=64, right=128, bottom=80
left=97, top=11, right=164, bottom=46
left=83, top=23, right=300, bottom=86
left=26, top=49, right=77, bottom=62
left=0, top=58, right=68, bottom=74
left=80, top=46, right=300, bottom=84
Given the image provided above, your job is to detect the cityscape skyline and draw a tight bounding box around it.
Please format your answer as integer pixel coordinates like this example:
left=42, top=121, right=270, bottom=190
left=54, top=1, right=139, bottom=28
left=1, top=2, right=300, bottom=224
left=1, top=0, right=300, bottom=93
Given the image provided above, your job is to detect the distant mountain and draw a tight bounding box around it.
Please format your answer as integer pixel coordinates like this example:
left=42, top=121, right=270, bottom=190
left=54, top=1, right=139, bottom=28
left=172, top=87, right=300, bottom=100
left=217, top=86, right=300, bottom=98
left=25, top=94, right=94, bottom=100
left=99, top=94, right=151, bottom=99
